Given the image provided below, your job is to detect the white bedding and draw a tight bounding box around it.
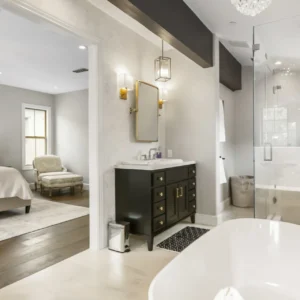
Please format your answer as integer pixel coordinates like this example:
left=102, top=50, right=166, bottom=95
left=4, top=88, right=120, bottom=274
left=0, top=167, right=32, bottom=200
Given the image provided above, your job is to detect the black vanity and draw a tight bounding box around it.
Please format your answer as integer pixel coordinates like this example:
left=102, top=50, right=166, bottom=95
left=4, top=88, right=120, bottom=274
left=115, top=163, right=197, bottom=251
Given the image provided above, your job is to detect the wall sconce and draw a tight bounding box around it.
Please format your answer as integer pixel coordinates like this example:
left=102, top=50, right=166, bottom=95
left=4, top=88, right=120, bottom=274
left=118, top=73, right=133, bottom=100
left=159, top=85, right=168, bottom=109
left=155, top=40, right=171, bottom=82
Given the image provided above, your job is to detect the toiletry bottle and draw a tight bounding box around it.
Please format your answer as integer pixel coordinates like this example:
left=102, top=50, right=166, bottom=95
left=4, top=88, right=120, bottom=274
left=157, top=147, right=162, bottom=159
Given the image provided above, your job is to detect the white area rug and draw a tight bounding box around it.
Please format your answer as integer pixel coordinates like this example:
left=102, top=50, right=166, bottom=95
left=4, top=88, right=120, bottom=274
left=0, top=198, right=89, bottom=241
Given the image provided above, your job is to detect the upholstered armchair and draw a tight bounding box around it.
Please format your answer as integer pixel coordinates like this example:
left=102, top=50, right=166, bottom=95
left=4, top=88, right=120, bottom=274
left=33, top=155, right=68, bottom=191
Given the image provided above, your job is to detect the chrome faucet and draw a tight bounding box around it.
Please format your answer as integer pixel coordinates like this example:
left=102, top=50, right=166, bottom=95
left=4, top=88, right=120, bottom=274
left=148, top=148, right=157, bottom=160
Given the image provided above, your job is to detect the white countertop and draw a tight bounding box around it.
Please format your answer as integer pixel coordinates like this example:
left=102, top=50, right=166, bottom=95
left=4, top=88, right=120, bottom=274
left=115, top=161, right=196, bottom=171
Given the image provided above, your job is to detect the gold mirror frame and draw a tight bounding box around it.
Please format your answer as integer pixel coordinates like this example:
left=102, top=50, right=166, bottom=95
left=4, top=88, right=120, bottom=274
left=134, top=80, right=159, bottom=142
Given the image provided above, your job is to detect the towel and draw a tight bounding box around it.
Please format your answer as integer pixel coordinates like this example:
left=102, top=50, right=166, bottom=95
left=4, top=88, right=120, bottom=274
left=220, top=158, right=227, bottom=184
left=219, top=100, right=226, bottom=142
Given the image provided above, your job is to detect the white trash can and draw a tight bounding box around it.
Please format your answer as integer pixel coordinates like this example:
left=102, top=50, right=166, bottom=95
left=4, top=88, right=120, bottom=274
left=231, top=176, right=254, bottom=208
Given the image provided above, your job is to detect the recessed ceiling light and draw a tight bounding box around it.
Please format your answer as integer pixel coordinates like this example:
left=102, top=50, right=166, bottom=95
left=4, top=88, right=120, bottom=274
left=275, top=61, right=282, bottom=65
left=78, top=45, right=87, bottom=50
left=0, top=72, right=2, bottom=75
left=54, top=86, right=58, bottom=90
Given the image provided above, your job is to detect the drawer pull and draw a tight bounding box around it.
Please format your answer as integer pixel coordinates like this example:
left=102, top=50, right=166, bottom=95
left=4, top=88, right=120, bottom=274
left=193, top=170, right=196, bottom=174
left=193, top=182, right=196, bottom=186
left=193, top=205, right=196, bottom=209
left=180, top=187, right=183, bottom=197
left=159, top=177, right=164, bottom=181
left=160, top=192, right=164, bottom=197
left=193, top=194, right=196, bottom=197
left=160, top=221, right=164, bottom=225
left=159, top=206, right=164, bottom=211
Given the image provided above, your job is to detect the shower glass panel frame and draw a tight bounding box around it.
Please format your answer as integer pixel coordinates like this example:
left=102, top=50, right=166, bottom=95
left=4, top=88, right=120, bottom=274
left=254, top=17, right=300, bottom=224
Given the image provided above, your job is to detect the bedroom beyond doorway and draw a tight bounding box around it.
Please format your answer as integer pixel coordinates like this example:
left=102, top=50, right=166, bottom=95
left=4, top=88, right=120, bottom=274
left=0, top=6, right=90, bottom=287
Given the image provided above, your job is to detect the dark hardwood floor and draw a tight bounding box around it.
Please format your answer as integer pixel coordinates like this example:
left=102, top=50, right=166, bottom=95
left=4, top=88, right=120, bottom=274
left=0, top=192, right=89, bottom=289
left=37, top=189, right=89, bottom=208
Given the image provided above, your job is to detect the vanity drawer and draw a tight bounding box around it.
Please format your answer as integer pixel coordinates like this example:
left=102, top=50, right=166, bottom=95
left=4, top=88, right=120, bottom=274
left=153, top=215, right=166, bottom=232
left=188, top=178, right=196, bottom=190
left=188, top=190, right=196, bottom=202
left=188, top=200, right=196, bottom=213
left=188, top=165, right=196, bottom=177
left=166, top=167, right=189, bottom=184
left=152, top=172, right=165, bottom=187
left=153, top=187, right=166, bottom=202
left=153, top=200, right=165, bottom=217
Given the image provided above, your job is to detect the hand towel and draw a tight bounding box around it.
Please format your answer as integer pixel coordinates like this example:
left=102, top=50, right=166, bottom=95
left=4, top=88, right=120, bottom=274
left=219, top=100, right=226, bottom=142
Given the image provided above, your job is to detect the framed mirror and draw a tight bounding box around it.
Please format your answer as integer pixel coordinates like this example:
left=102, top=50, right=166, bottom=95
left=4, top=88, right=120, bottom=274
left=135, top=81, right=159, bottom=142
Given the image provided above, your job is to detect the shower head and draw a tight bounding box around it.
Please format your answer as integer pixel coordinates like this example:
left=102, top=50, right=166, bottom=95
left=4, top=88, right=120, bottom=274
left=273, top=85, right=282, bottom=94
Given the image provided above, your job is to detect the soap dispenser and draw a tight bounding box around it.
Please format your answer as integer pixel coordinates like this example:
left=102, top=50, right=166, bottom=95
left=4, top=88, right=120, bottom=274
left=156, top=147, right=162, bottom=159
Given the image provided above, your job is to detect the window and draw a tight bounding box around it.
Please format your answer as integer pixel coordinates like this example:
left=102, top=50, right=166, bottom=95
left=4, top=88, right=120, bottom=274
left=22, top=104, right=51, bottom=169
left=263, top=107, right=288, bottom=146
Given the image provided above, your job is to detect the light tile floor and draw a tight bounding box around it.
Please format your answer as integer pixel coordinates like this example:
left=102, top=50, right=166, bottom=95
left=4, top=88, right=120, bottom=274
left=0, top=222, right=212, bottom=300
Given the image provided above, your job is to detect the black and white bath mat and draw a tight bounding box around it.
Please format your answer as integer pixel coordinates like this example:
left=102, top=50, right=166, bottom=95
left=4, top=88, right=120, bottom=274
left=157, top=226, right=209, bottom=252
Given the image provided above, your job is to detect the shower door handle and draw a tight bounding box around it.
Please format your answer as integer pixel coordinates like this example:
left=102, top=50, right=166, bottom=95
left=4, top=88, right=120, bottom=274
left=264, top=143, right=273, bottom=161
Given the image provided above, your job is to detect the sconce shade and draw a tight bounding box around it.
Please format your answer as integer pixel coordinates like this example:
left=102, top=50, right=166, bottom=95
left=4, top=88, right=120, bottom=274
left=118, top=73, right=133, bottom=100
left=155, top=56, right=171, bottom=82
left=120, top=73, right=133, bottom=90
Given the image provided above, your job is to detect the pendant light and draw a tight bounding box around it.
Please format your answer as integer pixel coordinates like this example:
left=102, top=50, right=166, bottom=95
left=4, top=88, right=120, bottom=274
left=155, top=40, right=171, bottom=82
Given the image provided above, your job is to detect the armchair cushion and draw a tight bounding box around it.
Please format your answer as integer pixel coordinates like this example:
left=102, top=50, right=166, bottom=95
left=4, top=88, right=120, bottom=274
left=38, top=172, right=72, bottom=181
left=33, top=155, right=63, bottom=174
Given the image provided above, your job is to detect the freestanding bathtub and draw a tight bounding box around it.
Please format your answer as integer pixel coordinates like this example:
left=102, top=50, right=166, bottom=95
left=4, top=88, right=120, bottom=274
left=149, top=219, right=299, bottom=300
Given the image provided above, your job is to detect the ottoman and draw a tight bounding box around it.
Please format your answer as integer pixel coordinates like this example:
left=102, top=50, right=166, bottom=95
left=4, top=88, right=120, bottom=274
left=41, top=174, right=83, bottom=196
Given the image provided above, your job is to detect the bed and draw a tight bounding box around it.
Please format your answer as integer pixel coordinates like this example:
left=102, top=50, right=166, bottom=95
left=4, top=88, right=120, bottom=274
left=0, top=167, right=32, bottom=213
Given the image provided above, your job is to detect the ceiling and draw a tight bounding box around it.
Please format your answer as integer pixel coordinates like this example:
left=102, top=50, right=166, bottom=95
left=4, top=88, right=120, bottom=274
left=1, top=0, right=299, bottom=93
left=183, top=0, right=300, bottom=67
left=0, top=8, right=88, bottom=95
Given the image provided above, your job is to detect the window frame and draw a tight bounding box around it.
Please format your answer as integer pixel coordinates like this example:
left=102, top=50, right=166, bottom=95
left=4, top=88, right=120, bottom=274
left=22, top=103, right=52, bottom=170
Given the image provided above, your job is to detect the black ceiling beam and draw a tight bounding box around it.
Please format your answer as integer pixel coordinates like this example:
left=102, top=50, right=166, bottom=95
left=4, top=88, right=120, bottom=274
left=108, top=0, right=213, bottom=68
left=219, top=42, right=242, bottom=91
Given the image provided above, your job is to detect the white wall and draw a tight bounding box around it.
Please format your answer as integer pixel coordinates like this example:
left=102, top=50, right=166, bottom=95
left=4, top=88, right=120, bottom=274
left=165, top=48, right=218, bottom=216
left=220, top=84, right=236, bottom=204
left=0, top=84, right=55, bottom=182
left=235, top=66, right=254, bottom=176
left=54, top=89, right=89, bottom=184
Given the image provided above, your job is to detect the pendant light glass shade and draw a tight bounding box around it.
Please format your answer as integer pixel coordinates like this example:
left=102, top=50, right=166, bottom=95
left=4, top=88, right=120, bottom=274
left=155, top=40, right=171, bottom=82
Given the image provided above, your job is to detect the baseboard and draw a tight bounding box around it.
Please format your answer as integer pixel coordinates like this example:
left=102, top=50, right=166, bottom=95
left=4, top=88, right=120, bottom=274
left=195, top=213, right=219, bottom=226
left=195, top=206, right=235, bottom=227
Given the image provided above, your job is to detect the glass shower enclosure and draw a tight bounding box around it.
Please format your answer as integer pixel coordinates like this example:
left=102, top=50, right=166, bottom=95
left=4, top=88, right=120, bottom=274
left=254, top=17, right=300, bottom=224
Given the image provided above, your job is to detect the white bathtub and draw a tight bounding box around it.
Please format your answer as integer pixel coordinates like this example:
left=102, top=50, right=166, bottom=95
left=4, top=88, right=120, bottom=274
left=256, top=184, right=300, bottom=224
left=149, top=219, right=300, bottom=300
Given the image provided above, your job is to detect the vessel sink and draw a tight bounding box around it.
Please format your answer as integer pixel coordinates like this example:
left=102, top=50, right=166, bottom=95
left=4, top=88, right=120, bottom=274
left=120, top=159, right=184, bottom=166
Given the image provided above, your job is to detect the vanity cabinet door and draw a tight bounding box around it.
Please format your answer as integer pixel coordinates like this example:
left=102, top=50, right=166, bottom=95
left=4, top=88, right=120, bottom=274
left=178, top=181, right=189, bottom=219
left=166, top=183, right=178, bottom=226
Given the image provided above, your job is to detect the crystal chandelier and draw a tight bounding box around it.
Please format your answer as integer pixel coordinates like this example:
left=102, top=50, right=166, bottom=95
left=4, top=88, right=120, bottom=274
left=231, top=0, right=272, bottom=17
